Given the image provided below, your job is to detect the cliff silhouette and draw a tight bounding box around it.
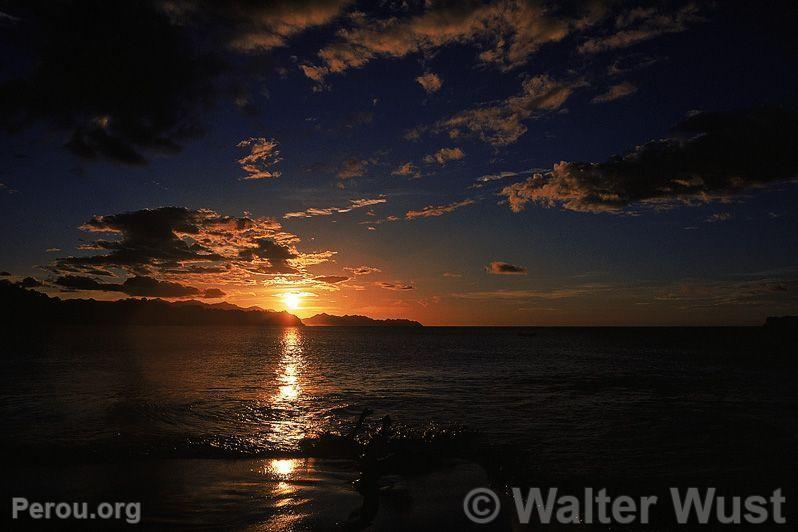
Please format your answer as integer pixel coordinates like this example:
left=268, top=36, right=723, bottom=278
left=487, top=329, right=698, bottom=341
left=0, top=280, right=302, bottom=327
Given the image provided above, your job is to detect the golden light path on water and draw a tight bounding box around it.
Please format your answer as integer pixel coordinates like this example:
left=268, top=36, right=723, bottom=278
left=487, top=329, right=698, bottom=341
left=254, top=328, right=317, bottom=529
left=249, top=327, right=308, bottom=523
left=269, top=327, right=308, bottom=449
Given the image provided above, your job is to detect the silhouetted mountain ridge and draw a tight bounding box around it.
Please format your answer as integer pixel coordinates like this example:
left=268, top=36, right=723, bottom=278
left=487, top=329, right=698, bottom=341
left=304, top=313, right=422, bottom=327
left=0, top=280, right=301, bottom=327
left=170, top=299, right=271, bottom=312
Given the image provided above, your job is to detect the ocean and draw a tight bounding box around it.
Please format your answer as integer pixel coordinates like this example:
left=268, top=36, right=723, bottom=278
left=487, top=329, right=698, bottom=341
left=1, top=326, right=796, bottom=529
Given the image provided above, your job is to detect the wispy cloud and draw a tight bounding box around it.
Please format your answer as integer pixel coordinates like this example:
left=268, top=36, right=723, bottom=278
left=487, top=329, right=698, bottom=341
left=406, top=199, right=474, bottom=220
left=0, top=182, right=18, bottom=194
left=378, top=281, right=414, bottom=291
left=434, top=75, right=586, bottom=146
left=299, top=1, right=591, bottom=84
left=470, top=169, right=542, bottom=189
left=345, top=265, right=381, bottom=275
left=314, top=275, right=349, bottom=284
left=284, top=196, right=387, bottom=218
left=578, top=4, right=701, bottom=54
left=423, top=147, right=465, bottom=166
left=591, top=81, right=637, bottom=103
left=452, top=284, right=614, bottom=300
left=706, top=212, right=732, bottom=223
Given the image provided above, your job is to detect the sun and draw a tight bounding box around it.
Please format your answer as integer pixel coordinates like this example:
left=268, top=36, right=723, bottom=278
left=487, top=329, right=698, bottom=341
left=282, top=292, right=301, bottom=310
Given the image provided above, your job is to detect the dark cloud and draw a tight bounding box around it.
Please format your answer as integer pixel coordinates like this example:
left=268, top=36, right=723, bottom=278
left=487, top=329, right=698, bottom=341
left=345, top=265, right=380, bottom=275
left=16, top=276, right=43, bottom=288
left=55, top=274, right=225, bottom=298
left=378, top=282, right=414, bottom=291
left=337, top=158, right=368, bottom=179
left=486, top=261, right=527, bottom=275
left=501, top=107, right=798, bottom=213
left=342, top=111, right=374, bottom=129
left=56, top=207, right=223, bottom=272
left=201, top=288, right=226, bottom=298
left=192, top=0, right=352, bottom=52
left=49, top=207, right=332, bottom=288
left=0, top=1, right=351, bottom=165
left=314, top=275, right=349, bottom=284
left=237, top=238, right=298, bottom=274
left=0, top=1, right=219, bottom=165
left=55, top=275, right=205, bottom=298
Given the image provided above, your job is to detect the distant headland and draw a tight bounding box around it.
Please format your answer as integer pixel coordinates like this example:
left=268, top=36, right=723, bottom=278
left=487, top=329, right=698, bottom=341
left=303, top=313, right=423, bottom=327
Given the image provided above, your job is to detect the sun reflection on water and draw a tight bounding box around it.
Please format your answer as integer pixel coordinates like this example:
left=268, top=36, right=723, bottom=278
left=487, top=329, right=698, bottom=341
left=269, top=327, right=308, bottom=447
left=277, top=328, right=302, bottom=401
left=254, top=458, right=301, bottom=497
left=269, top=458, right=297, bottom=477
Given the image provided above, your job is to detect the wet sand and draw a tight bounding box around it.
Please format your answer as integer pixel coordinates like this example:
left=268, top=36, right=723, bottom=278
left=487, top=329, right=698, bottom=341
left=4, top=457, right=495, bottom=530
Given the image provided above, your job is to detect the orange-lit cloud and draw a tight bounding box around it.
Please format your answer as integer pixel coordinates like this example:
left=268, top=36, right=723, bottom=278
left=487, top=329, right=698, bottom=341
left=486, top=261, right=527, bottom=275
left=416, top=72, right=442, bottom=93
left=222, top=0, right=353, bottom=52
left=578, top=4, right=701, bottom=54
left=237, top=137, right=282, bottom=180
left=435, top=75, right=586, bottom=146
left=391, top=162, right=421, bottom=178
left=50, top=207, right=336, bottom=297
left=591, top=81, right=637, bottom=103
left=423, top=147, right=465, bottom=165
left=345, top=265, right=380, bottom=275
left=406, top=199, right=474, bottom=220
left=284, top=196, right=386, bottom=218
left=337, top=157, right=368, bottom=179
left=300, top=1, right=586, bottom=84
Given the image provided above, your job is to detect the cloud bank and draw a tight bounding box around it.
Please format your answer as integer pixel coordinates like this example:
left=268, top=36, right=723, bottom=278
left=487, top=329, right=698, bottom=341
left=501, top=107, right=798, bottom=213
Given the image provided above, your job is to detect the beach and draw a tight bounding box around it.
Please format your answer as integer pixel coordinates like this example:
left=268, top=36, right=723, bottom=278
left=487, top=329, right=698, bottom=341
left=5, top=457, right=497, bottom=529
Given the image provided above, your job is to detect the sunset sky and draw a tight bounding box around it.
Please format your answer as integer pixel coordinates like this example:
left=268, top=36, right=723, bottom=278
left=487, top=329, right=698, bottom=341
left=1, top=0, right=796, bottom=325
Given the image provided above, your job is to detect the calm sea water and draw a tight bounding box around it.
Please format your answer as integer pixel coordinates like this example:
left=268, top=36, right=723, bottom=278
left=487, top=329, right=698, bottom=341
left=1, top=325, right=796, bottom=489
